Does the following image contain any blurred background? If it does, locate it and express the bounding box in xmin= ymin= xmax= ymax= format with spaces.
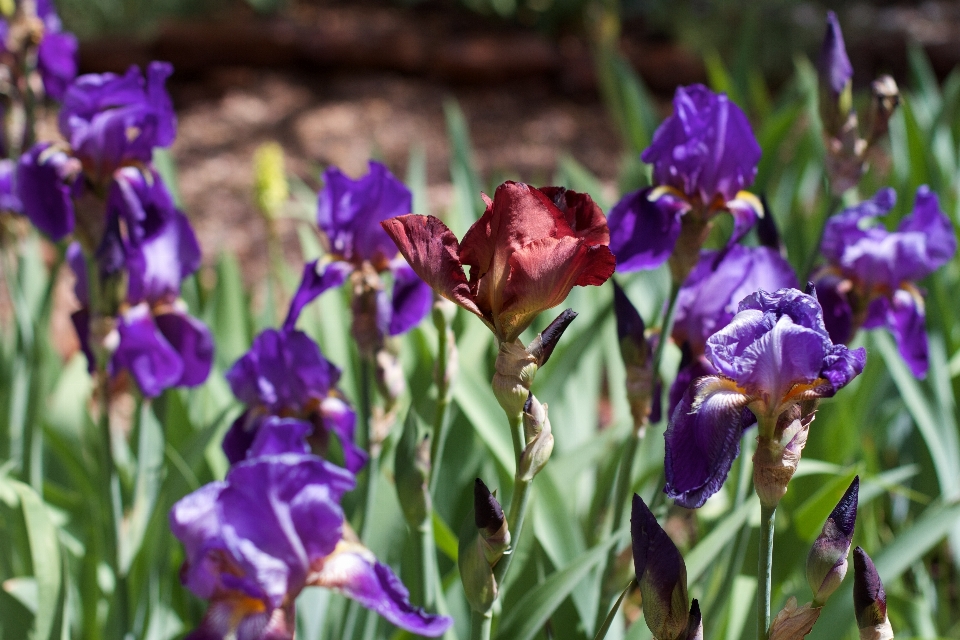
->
xmin=49 ymin=0 xmax=960 ymax=285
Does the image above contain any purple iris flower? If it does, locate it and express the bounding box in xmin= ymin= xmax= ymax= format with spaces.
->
xmin=815 ymin=186 xmax=955 ymax=377
xmin=224 ymin=269 xmax=367 ymax=473
xmin=17 ymin=62 xmax=176 ymax=241
xmin=664 ymin=288 xmax=865 ymax=508
xmin=669 ymin=245 xmax=798 ymax=413
xmin=608 ymin=84 xmax=763 ymax=273
xmin=169 ymin=420 xmax=452 ymax=640
xmin=284 ymin=161 xmax=431 ymax=339
xmin=819 ymin=11 xmax=853 ymax=98
xmin=67 ymin=170 xmax=213 ymax=397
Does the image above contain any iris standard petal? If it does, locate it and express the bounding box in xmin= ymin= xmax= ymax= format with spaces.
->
xmin=312 ymin=542 xmax=453 ymax=637
xmin=664 ymin=376 xmax=752 ymax=508
xmin=607 ymin=187 xmax=685 ymax=272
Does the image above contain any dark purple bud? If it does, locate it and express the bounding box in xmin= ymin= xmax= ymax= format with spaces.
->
xmin=807 ymin=476 xmax=858 ymax=604
xmin=613 ymin=281 xmax=647 ymax=363
xmin=852 ymin=547 xmax=886 ymax=629
xmin=756 ymin=196 xmax=782 ymax=251
xmin=632 ymin=494 xmax=689 ymax=640
xmin=528 ymin=308 xmax=577 ymax=367
xmin=474 ymin=478 xmax=506 ymax=539
xmin=686 ymin=599 xmax=703 ymax=640
xmin=819 ymin=12 xmax=853 ymax=98
xmin=459 ymin=478 xmax=509 ymax=613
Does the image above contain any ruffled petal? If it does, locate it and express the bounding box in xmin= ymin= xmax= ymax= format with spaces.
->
xmin=664 ymin=376 xmax=752 ymax=508
xmin=887 ymin=288 xmax=928 ymax=378
xmin=283 ymin=260 xmax=352 ymax=330
xmin=312 ymin=542 xmax=453 ymax=637
xmin=819 ymin=345 xmax=866 ymax=396
xmin=896 ymin=185 xmax=956 ymax=280
xmin=381 ymin=214 xmax=484 ymax=321
xmin=387 ymin=258 xmax=432 ymax=336
xmin=607 ymin=187 xmax=685 ymax=272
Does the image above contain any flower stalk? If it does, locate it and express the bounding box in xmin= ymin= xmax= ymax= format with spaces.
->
xmin=758 ymin=503 xmax=777 ymax=640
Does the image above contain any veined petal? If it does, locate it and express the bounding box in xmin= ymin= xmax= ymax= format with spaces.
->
xmin=819 ymin=344 xmax=866 ymax=396
xmin=607 ymin=187 xmax=685 ymax=272
xmin=186 ymin=600 xmax=294 ymax=640
xmin=311 ymin=541 xmax=452 ymax=637
xmin=284 ymin=260 xmax=353 ymax=331
xmin=887 ymin=287 xmax=927 ymax=378
xmin=387 ymin=258 xmax=432 ymax=336
xmin=498 ymin=235 xmax=615 ymax=342
xmin=381 ymin=214 xmax=485 ymax=321
xmin=664 ymin=376 xmax=752 ymax=508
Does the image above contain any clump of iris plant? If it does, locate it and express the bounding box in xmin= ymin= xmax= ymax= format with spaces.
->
xmin=814 ymin=186 xmax=956 ymax=378
xmin=665 ymin=287 xmax=865 ymax=509
xmin=223 ymin=268 xmax=367 ymax=474
xmin=19 ymin=62 xmax=213 ymax=397
xmin=607 ymin=84 xmax=763 ymax=282
xmin=169 ymin=419 xmax=452 ymax=640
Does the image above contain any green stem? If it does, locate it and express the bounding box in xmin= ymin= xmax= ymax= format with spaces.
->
xmin=493 ymin=411 xmax=532 ymax=586
xmin=471 ymin=609 xmax=492 ymax=640
xmin=429 ymin=323 xmax=453 ymax=497
xmin=757 ymin=503 xmax=776 ymax=640
xmin=418 ymin=519 xmax=437 ymax=611
xmin=358 ymin=360 xmax=379 ymax=539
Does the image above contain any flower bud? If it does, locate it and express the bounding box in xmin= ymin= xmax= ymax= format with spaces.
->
xmin=613 ymin=281 xmax=657 ymax=434
xmin=527 ymin=308 xmax=577 ymax=368
xmin=458 ymin=479 xmax=509 ymax=613
xmin=492 ymin=340 xmax=538 ymax=417
xmin=807 ymin=476 xmax=858 ymax=605
xmin=518 ymin=394 xmax=554 ymax=481
xmin=685 ymin=600 xmax=703 ymax=640
xmin=818 ymin=11 xmax=854 ymax=136
xmin=768 ymin=596 xmax=822 ymax=640
xmin=753 ymin=402 xmax=814 ymax=508
xmin=631 ymin=494 xmax=689 ymax=640
xmin=395 ymin=411 xmax=431 ymax=528
xmin=853 ymin=547 xmax=892 ymax=640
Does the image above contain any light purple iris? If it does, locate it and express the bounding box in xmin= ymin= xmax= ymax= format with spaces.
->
xmin=169 ymin=420 xmax=452 ymax=640
xmin=608 ymin=84 xmax=763 ymax=272
xmin=67 ymin=170 xmax=213 ymax=397
xmin=0 ymin=0 xmax=78 ymax=100
xmin=819 ymin=11 xmax=853 ymax=98
xmin=284 ymin=161 xmax=431 ymax=338
xmin=815 ymin=186 xmax=955 ymax=377
xmin=17 ymin=62 xmax=176 ymax=241
xmin=664 ymin=288 xmax=865 ymax=508
xmin=669 ymin=245 xmax=798 ymax=413
xmin=224 ymin=268 xmax=367 ymax=473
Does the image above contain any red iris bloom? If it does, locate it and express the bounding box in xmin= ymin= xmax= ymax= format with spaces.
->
xmin=381 ymin=182 xmax=616 ymax=343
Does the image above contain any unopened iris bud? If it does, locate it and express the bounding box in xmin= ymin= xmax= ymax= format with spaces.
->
xmin=518 ymin=393 xmax=554 ymax=481
xmin=395 ymin=412 xmax=431 ymax=528
xmin=613 ymin=282 xmax=656 ymax=434
xmin=632 ymin=494 xmax=689 ymax=640
xmin=527 ymin=308 xmax=577 ymax=368
xmin=818 ymin=11 xmax=854 ymax=136
xmin=458 ymin=479 xmax=510 ymax=612
xmin=807 ymin=476 xmax=858 ymax=605
xmin=492 ymin=341 xmax=538 ymax=416
xmin=853 ymin=547 xmax=892 ymax=640
xmin=754 ymin=401 xmax=815 ymax=508
xmin=685 ymin=600 xmax=703 ymax=640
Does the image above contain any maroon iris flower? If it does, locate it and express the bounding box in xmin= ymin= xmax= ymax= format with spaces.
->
xmin=382 ymin=182 xmax=616 ymax=344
